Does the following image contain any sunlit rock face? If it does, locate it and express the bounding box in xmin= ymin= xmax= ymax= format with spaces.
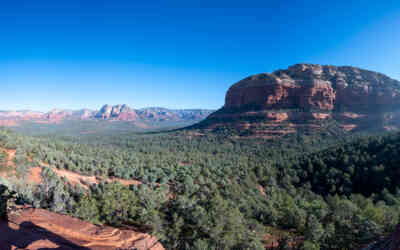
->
xmin=196 ymin=64 xmax=400 ymax=136
xmin=225 ymin=64 xmax=400 ymax=112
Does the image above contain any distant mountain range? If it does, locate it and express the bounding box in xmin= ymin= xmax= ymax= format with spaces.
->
xmin=0 ymin=105 xmax=215 ymax=127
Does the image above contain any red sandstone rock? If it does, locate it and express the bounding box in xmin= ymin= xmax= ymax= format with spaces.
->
xmin=199 ymin=64 xmax=400 ymax=136
xmin=0 ymin=208 xmax=164 ymax=250
xmin=225 ymin=64 xmax=400 ymax=112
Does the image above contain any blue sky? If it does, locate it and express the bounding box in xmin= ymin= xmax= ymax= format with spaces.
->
xmin=0 ymin=1 xmax=399 ymax=111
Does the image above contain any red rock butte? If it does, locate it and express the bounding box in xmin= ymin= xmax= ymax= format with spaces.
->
xmin=195 ymin=64 xmax=400 ymax=136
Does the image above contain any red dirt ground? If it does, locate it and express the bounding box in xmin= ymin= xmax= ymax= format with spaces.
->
xmin=0 ymin=148 xmax=143 ymax=188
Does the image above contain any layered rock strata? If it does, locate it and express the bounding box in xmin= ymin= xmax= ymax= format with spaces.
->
xmin=196 ymin=64 xmax=400 ymax=136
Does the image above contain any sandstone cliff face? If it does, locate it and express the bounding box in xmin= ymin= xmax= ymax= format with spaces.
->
xmin=225 ymin=64 xmax=400 ymax=112
xmin=198 ymin=64 xmax=400 ymax=136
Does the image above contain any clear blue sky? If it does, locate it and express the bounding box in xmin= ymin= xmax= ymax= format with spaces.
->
xmin=0 ymin=0 xmax=399 ymax=111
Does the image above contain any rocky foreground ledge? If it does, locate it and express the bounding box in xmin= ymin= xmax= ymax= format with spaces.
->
xmin=0 ymin=207 xmax=164 ymax=250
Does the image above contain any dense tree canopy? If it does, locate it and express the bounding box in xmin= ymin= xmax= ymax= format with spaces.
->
xmin=0 ymin=126 xmax=399 ymax=249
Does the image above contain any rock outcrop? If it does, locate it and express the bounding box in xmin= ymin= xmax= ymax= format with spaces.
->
xmin=195 ymin=64 xmax=400 ymax=136
xmin=225 ymin=64 xmax=400 ymax=112
xmin=95 ymin=104 xmax=138 ymax=120
xmin=0 ymin=207 xmax=164 ymax=250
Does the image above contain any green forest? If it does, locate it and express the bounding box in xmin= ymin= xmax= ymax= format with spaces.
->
xmin=0 ymin=126 xmax=399 ymax=250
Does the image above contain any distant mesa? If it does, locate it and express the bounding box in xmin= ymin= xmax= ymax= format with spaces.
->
xmin=193 ymin=63 xmax=400 ymax=136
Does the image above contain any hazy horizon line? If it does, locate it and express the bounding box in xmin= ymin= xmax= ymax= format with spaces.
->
xmin=0 ymin=104 xmax=219 ymax=113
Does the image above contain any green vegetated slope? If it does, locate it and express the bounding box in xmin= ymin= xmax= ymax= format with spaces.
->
xmin=293 ymin=134 xmax=400 ymax=196
xmin=0 ymin=126 xmax=399 ymax=249
xmin=12 ymin=119 xmax=201 ymax=138
xmin=0 ymin=150 xmax=6 ymax=170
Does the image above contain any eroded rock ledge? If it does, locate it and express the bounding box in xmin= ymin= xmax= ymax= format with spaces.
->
xmin=0 ymin=207 xmax=164 ymax=250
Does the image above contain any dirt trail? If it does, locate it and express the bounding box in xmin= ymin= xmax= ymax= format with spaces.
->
xmin=0 ymin=208 xmax=164 ymax=250
xmin=41 ymin=161 xmax=143 ymax=188
xmin=0 ymin=148 xmax=16 ymax=167
xmin=0 ymin=148 xmax=16 ymax=179
xmin=29 ymin=166 xmax=43 ymax=184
